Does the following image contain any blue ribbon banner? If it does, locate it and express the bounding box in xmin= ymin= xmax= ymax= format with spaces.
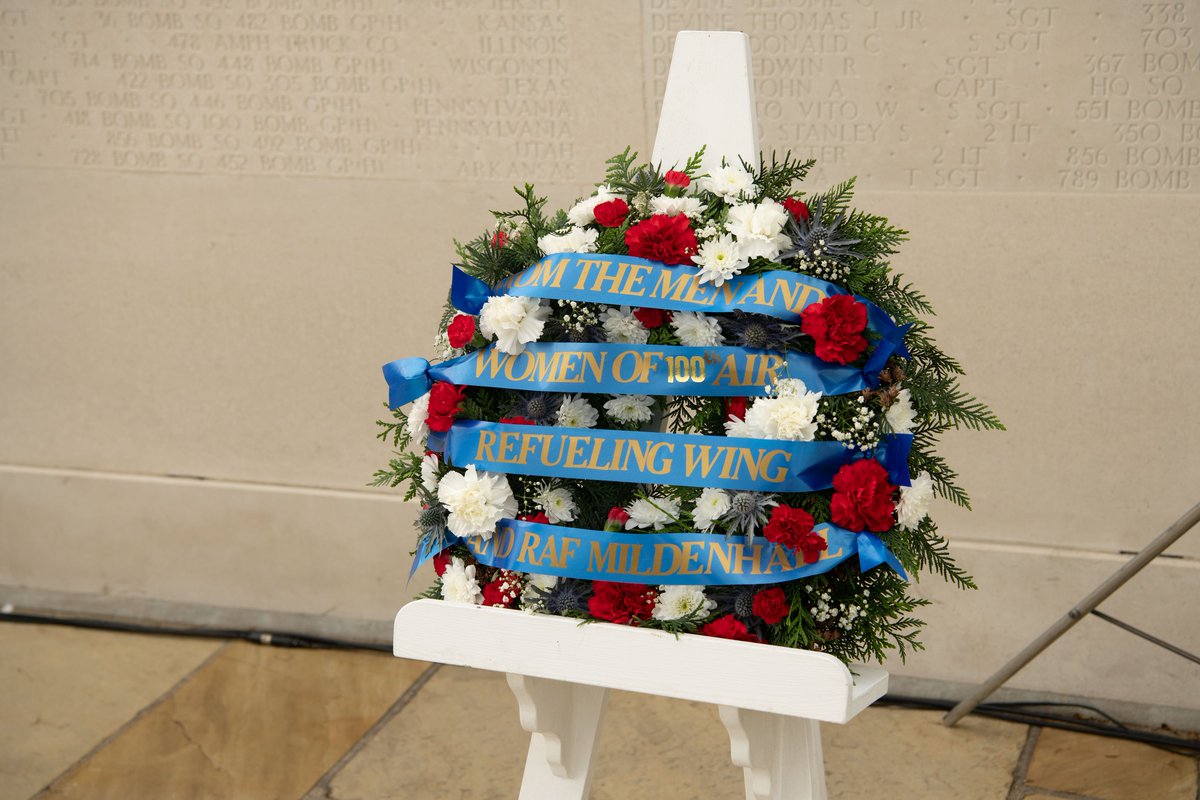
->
xmin=450 ymin=253 xmax=910 ymax=382
xmin=413 ymin=518 xmax=907 ymax=585
xmin=435 ymin=419 xmax=911 ymax=493
xmin=383 ymin=342 xmax=878 ymax=409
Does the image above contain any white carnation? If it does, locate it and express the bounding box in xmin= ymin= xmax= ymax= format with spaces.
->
xmin=420 ymin=453 xmax=440 ymax=495
xmin=535 ymin=485 xmax=577 ymax=524
xmin=567 ymin=186 xmax=617 ymax=226
xmin=437 ymin=465 xmax=518 ymax=539
xmin=897 ymin=472 xmax=934 ymax=531
xmin=600 ymin=305 xmax=649 ymax=344
xmin=652 ymin=585 xmax=716 ymax=621
xmin=538 ymin=225 xmax=599 ymax=254
xmin=650 ymin=195 xmax=704 ymax=218
xmin=625 ymin=495 xmax=681 ymax=531
xmin=670 ymin=310 xmax=725 ymax=347
xmin=556 ymin=394 xmax=599 ymax=428
xmin=479 ymin=295 xmax=551 ymax=356
xmin=692 ymin=487 xmax=731 ymax=532
xmin=742 ymin=379 xmax=823 ymax=441
xmin=440 ymin=556 xmax=482 ymax=605
xmin=726 ymin=198 xmax=792 ymax=261
xmin=406 ymin=393 xmax=430 ymax=446
xmin=701 ymin=164 xmax=756 ymax=201
xmin=692 ymin=234 xmax=748 ymax=286
xmin=604 ymin=394 xmax=654 ymax=424
xmin=886 ymin=388 xmax=917 ymax=434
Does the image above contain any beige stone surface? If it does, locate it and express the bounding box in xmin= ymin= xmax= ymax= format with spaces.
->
xmin=885 ymin=540 xmax=1200 ymax=711
xmin=0 ymin=465 xmax=435 ymax=619
xmin=320 ymin=665 xmax=1026 ymax=799
xmin=1025 ymin=727 xmax=1199 ymax=800
xmin=0 ymin=623 xmax=220 ymax=800
xmin=35 ymin=642 xmax=429 ymax=800
xmin=2 ymin=0 xmax=1199 ymax=712
xmin=823 ymin=707 xmax=1026 ymax=800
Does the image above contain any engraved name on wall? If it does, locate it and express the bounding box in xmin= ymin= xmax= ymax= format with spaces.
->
xmin=645 ymin=0 xmax=1200 ymax=192
xmin=1 ymin=0 xmax=1197 ymax=191
xmin=0 ymin=0 xmax=578 ymax=181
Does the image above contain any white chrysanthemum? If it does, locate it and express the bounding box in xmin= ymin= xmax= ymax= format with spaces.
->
xmin=440 ymin=557 xmax=483 ymax=605
xmin=567 ymin=186 xmax=617 ymax=226
xmin=625 ymin=495 xmax=681 ymax=530
xmin=650 ymin=195 xmax=704 ymax=218
xmin=670 ymin=310 xmax=725 ymax=347
xmin=896 ymin=472 xmax=934 ymax=531
xmin=538 ymin=226 xmax=599 ymax=255
xmin=692 ymin=234 xmax=748 ymax=286
xmin=520 ymin=573 xmax=559 ymax=610
xmin=406 ymin=392 xmax=430 ymax=446
xmin=604 ymin=394 xmax=654 ymax=424
xmin=437 ymin=466 xmax=518 ymax=539
xmin=420 ymin=453 xmax=440 ymax=495
xmin=556 ymin=394 xmax=599 ymax=428
xmin=741 ymin=379 xmax=823 ymax=441
xmin=701 ymin=164 xmax=756 ymax=201
xmin=726 ymin=199 xmax=792 ymax=261
xmin=723 ymin=416 xmax=757 ymax=438
xmin=886 ymin=388 xmax=917 ymax=434
xmin=692 ymin=487 xmax=731 ymax=532
xmin=600 ymin=305 xmax=649 ymax=344
xmin=652 ymin=585 xmax=716 ymax=621
xmin=479 ymin=295 xmax=551 ymax=356
xmin=535 ymin=485 xmax=577 ymax=524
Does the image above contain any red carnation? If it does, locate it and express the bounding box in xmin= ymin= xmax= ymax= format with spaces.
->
xmin=588 ymin=581 xmax=656 ymax=625
xmin=491 ymin=229 xmax=508 ymax=248
xmin=752 ymin=587 xmax=790 ymax=625
xmin=801 ymin=294 xmax=869 ymax=365
xmin=724 ymin=396 xmax=748 ymax=422
xmin=783 ymin=196 xmax=811 ymax=222
xmin=831 ymin=459 xmax=896 ymax=533
xmin=482 ymin=570 xmax=523 ymax=608
xmin=426 ymin=382 xmax=466 ymax=432
xmin=518 ymin=511 xmax=550 ymax=524
xmin=499 ymin=415 xmax=535 ymax=425
xmin=446 ymin=314 xmax=476 ymax=349
xmin=633 ymin=306 xmax=671 ymax=328
xmin=604 ymin=506 xmax=630 ymax=532
xmin=699 ymin=614 xmax=763 ymax=643
xmin=664 ymin=170 xmax=691 ymax=189
xmin=624 ymin=213 xmax=698 ymax=266
xmin=763 ymin=505 xmax=822 ymax=564
xmin=432 ymin=552 xmax=452 ymax=577
xmin=593 ymin=197 xmax=629 ymax=228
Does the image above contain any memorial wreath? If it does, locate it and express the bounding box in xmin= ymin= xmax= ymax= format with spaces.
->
xmin=376 ymin=149 xmax=1002 ymax=665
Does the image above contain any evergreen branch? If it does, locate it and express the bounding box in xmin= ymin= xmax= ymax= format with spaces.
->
xmin=752 ymin=151 xmax=816 ymax=198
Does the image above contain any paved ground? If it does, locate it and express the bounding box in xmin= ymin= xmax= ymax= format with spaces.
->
xmin=0 ymin=622 xmax=1195 ymax=799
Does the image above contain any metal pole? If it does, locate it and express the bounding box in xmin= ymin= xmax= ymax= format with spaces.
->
xmin=943 ymin=499 xmax=1200 ymax=727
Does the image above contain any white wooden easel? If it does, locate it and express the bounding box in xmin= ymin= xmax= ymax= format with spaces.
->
xmin=392 ymin=33 xmax=889 ymax=800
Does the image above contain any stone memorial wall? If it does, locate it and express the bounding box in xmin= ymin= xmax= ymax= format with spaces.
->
xmin=2 ymin=0 xmax=1198 ymax=715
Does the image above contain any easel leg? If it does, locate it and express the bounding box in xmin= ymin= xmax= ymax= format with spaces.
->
xmin=506 ymin=673 xmax=608 ymax=800
xmin=719 ymin=705 xmax=827 ymax=800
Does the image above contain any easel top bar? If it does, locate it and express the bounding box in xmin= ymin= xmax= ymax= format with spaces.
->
xmin=394 ymin=600 xmax=887 ymax=723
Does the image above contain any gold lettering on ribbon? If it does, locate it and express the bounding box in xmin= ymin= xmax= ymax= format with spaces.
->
xmin=589 ymin=541 xmax=619 ymax=573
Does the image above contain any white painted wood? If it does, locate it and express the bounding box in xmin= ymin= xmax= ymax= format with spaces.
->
xmin=393 ymin=601 xmax=887 ymax=724
xmin=651 ymin=31 xmax=760 ymax=174
xmin=507 ymin=673 xmax=608 ymax=800
xmin=720 ymin=705 xmax=827 ymax=800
